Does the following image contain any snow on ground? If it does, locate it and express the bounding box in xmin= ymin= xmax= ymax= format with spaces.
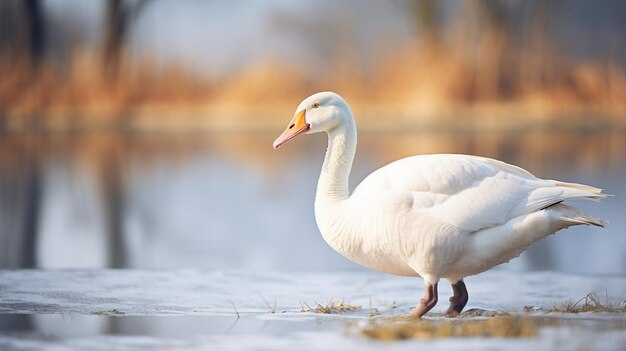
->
xmin=0 ymin=270 xmax=625 ymax=350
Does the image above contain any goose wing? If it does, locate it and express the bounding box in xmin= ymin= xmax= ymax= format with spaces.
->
xmin=353 ymin=154 xmax=605 ymax=233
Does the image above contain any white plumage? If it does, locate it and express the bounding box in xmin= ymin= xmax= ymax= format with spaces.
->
xmin=273 ymin=92 xmax=606 ymax=317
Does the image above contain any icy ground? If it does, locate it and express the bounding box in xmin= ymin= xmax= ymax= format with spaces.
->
xmin=0 ymin=270 xmax=625 ymax=350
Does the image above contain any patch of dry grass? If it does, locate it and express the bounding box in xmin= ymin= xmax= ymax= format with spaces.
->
xmin=361 ymin=292 xmax=626 ymax=341
xmin=92 ymin=308 xmax=124 ymax=316
xmin=362 ymin=316 xmax=540 ymax=341
xmin=549 ymin=292 xmax=626 ymax=314
xmin=300 ymin=300 xmax=361 ymax=314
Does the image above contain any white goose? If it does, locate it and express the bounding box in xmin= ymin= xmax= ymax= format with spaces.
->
xmin=273 ymin=92 xmax=606 ymax=318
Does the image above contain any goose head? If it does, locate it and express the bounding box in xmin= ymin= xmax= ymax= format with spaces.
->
xmin=273 ymin=92 xmax=352 ymax=149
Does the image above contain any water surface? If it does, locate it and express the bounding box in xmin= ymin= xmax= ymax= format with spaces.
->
xmin=0 ymin=128 xmax=624 ymax=273
xmin=0 ymin=270 xmax=625 ymax=351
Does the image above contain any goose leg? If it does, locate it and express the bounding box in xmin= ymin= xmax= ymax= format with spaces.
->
xmin=411 ymin=282 xmax=438 ymax=318
xmin=446 ymin=280 xmax=468 ymax=316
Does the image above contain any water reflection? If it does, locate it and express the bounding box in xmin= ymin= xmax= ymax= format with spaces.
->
xmin=1 ymin=128 xmax=625 ymax=273
xmin=0 ymin=314 xmax=337 ymax=338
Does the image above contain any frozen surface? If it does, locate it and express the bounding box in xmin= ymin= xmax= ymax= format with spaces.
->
xmin=0 ymin=270 xmax=625 ymax=350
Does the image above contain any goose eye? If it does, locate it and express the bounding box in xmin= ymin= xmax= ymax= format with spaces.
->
xmin=312 ymin=103 xmax=320 ymax=109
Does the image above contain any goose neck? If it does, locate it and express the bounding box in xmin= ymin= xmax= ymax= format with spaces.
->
xmin=315 ymin=122 xmax=357 ymax=204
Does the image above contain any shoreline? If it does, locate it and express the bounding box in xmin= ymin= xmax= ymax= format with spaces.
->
xmin=1 ymin=108 xmax=624 ymax=135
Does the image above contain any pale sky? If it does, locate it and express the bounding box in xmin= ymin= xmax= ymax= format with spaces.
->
xmin=42 ymin=0 xmax=625 ymax=76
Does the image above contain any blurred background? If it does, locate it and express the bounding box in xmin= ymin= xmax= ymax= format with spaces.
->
xmin=0 ymin=0 xmax=625 ymax=274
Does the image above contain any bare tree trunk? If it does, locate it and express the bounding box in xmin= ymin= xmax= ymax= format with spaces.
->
xmin=20 ymin=0 xmax=46 ymax=69
xmin=521 ymin=0 xmax=562 ymax=93
xmin=413 ymin=0 xmax=441 ymax=49
xmin=0 ymin=141 xmax=41 ymax=269
xmin=102 ymin=0 xmax=127 ymax=78
xmin=20 ymin=155 xmax=41 ymax=268
xmin=101 ymin=154 xmax=127 ymax=268
xmin=475 ymin=0 xmax=510 ymax=100
xmin=101 ymin=0 xmax=150 ymax=80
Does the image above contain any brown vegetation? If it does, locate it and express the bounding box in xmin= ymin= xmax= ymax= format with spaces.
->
xmin=0 ymin=52 xmax=210 ymax=123
xmin=360 ymin=292 xmax=626 ymax=341
xmin=300 ymin=300 xmax=361 ymax=314
xmin=361 ymin=316 xmax=539 ymax=340
xmin=549 ymin=292 xmax=626 ymax=313
xmin=0 ymin=1 xmax=624 ymax=131
xmin=1 ymin=46 xmax=624 ymax=132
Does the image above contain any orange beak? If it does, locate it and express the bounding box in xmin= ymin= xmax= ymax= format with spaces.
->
xmin=273 ymin=110 xmax=310 ymax=149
